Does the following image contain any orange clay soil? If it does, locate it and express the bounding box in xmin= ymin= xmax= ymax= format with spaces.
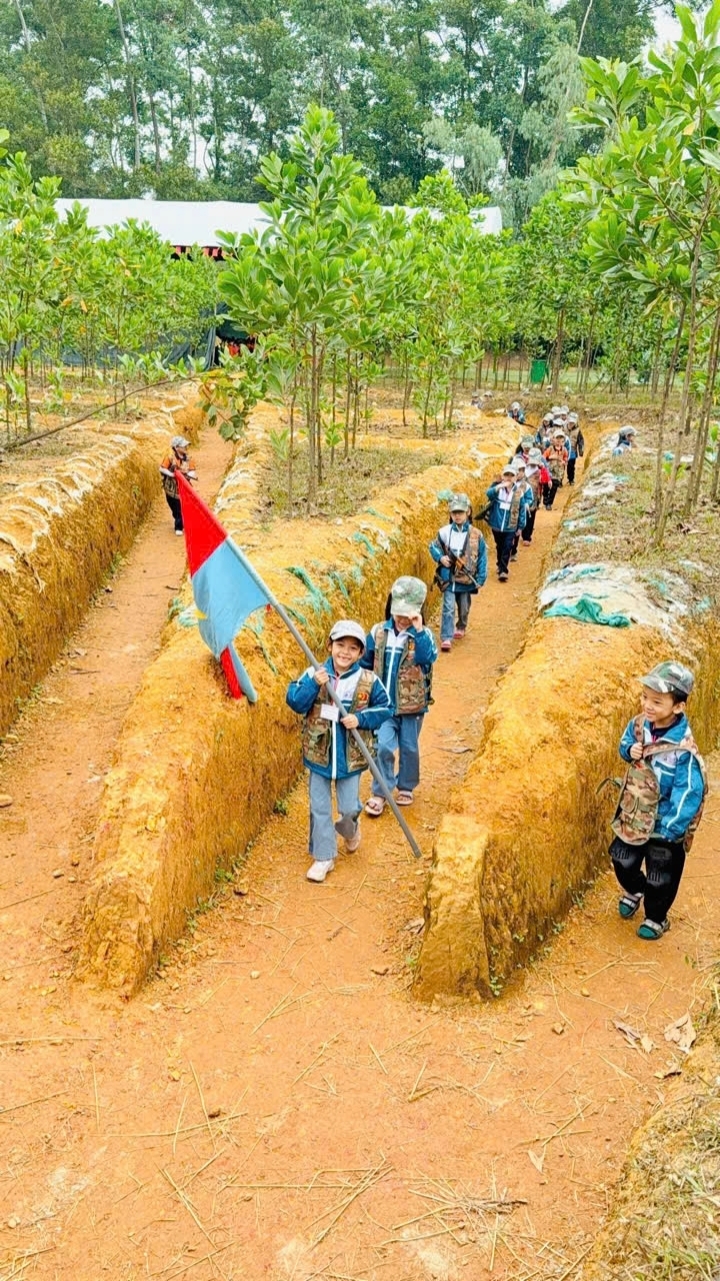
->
xmin=2 ymin=454 xmax=720 ymax=1281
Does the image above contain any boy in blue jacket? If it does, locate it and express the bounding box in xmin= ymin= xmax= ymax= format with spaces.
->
xmin=610 ymin=662 xmax=707 ymax=939
xmin=429 ymin=494 xmax=487 ymax=652
xmin=485 ymin=464 xmax=529 ymax=582
xmin=362 ymin=576 xmax=438 ymax=815
xmin=286 ymin=620 xmax=391 ymax=882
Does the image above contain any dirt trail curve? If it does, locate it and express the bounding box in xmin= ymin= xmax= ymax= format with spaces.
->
xmin=1 ymin=460 xmax=719 ymax=1281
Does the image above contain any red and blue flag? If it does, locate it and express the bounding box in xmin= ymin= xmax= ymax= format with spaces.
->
xmin=176 ymin=472 xmax=268 ymax=702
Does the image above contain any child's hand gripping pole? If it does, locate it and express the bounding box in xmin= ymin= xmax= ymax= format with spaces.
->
xmin=219 ymin=535 xmax=425 ymax=861
xmin=320 ymin=677 xmax=423 ymax=860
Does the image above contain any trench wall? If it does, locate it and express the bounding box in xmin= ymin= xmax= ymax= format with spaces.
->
xmin=416 ymin=432 xmax=720 ymax=1000
xmin=78 ymin=424 xmax=514 ymax=995
xmin=0 ymin=384 xmax=202 ymax=738
xmin=414 ymin=618 xmax=664 ymax=998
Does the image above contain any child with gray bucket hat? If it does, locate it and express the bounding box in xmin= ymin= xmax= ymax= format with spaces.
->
xmin=286 ymin=620 xmax=391 ymax=882
xmin=608 ymin=662 xmax=707 ymax=939
xmin=429 ymin=494 xmax=488 ymax=651
xmin=362 ymin=576 xmax=438 ymax=814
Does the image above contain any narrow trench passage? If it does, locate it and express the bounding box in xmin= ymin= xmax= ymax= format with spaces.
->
xmin=1 ymin=449 xmax=718 ymax=1281
xmin=0 ymin=425 xmax=231 ymax=983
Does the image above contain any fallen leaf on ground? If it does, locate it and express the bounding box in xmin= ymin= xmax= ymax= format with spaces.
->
xmin=0 ymin=794 xmax=13 ymax=808
xmin=551 ymin=1023 xmax=565 ymax=1036
xmin=528 ymin=1149 xmax=545 ymax=1173
xmin=664 ymin=1013 xmax=696 ymax=1053
xmin=403 ymin=918 xmax=425 ymax=934
xmin=371 ymin=965 xmax=390 ymax=976
xmin=614 ymin=1021 xmax=642 ymax=1047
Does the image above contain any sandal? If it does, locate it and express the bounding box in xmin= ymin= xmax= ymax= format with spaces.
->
xmin=365 ymin=796 xmax=385 ymax=817
xmin=396 ymin=791 xmax=413 ymax=806
xmin=637 ymin=918 xmax=670 ymax=940
xmin=618 ymin=893 xmax=642 ymax=919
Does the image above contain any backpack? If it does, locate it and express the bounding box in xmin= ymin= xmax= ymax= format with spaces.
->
xmin=604 ymin=715 xmax=708 ymax=850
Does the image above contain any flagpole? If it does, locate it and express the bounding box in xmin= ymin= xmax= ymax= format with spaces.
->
xmin=228 ymin=537 xmax=424 ymax=861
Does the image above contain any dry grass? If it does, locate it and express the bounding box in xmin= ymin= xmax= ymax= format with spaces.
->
xmin=582 ymin=989 xmax=720 ymax=1280
xmin=260 ymin=444 xmax=444 ymax=520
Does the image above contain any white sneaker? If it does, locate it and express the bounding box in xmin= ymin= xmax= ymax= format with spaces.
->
xmin=307 ymin=859 xmax=335 ymax=883
xmin=175 ymin=529 xmax=184 ymax=537
xmin=345 ymin=824 xmax=361 ymax=854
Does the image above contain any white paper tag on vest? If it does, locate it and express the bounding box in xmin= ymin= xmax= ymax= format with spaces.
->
xmin=320 ymin=703 xmax=340 ymax=722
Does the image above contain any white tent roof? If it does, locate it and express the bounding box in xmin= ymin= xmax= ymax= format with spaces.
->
xmin=55 ymin=197 xmax=502 ymax=245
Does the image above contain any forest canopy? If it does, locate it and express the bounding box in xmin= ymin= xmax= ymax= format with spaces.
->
xmin=1 ymin=0 xmax=656 ymax=226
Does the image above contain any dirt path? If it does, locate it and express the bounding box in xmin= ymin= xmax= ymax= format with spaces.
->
xmin=1 ymin=463 xmax=719 ymax=1281
xmin=0 ymin=426 xmax=231 ymax=986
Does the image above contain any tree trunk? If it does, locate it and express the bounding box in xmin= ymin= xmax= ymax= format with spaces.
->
xmin=343 ymin=352 xmax=352 ymax=458
xmin=13 ymin=0 xmax=49 ymax=129
xmin=655 ymin=188 xmax=710 ymax=545
xmin=114 ymin=0 xmax=141 ymax=169
xmin=685 ymin=307 xmax=720 ymax=515
xmin=551 ymin=308 xmax=566 ymax=397
xmin=651 ymin=306 xmax=685 ymax=521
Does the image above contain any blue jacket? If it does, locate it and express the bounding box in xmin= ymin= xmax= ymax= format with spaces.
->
xmin=286 ymin=658 xmax=391 ymax=780
xmin=429 ymin=522 xmax=488 ymax=593
xmin=362 ymin=620 xmax=438 ymax=714
xmin=619 ymin=713 xmax=706 ymax=843
xmin=485 ymin=482 xmax=529 ymax=533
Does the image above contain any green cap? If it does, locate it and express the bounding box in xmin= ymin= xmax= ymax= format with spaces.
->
xmin=390 ymin=575 xmax=427 ymax=616
xmin=640 ymin=661 xmax=694 ymax=697
xmin=449 ymin=493 xmax=470 ymax=512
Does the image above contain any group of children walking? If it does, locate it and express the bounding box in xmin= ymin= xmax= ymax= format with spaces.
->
xmin=284 ymin=400 xmax=707 ymax=943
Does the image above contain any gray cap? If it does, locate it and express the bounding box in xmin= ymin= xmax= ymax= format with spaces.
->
xmin=568 ymin=412 xmax=579 ymax=423
xmin=528 ymin=448 xmax=543 ymax=463
xmin=511 ymin=401 xmax=521 ymax=410
xmin=502 ymin=462 xmax=518 ymax=475
xmin=640 ymin=662 xmax=694 ymax=697
xmin=171 ymin=435 xmax=189 ymax=449
xmin=390 ymin=575 xmax=427 ymax=616
xmin=449 ymin=493 xmax=471 ymax=511
xmin=521 ymin=434 xmax=533 ymax=447
xmin=329 ymin=620 xmax=366 ymax=650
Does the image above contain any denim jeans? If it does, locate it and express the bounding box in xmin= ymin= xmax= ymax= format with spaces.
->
xmin=371 ymin=714 xmax=423 ymax=796
xmin=308 ymin=771 xmax=361 ymax=862
xmin=440 ymin=588 xmax=472 ymax=640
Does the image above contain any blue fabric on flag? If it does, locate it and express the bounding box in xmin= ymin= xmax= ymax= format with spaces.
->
xmin=224 ymin=643 xmax=259 ymax=704
xmin=192 ymin=538 xmax=269 ymax=657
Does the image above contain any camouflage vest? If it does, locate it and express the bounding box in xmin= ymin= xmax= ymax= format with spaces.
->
xmin=546 ymin=447 xmax=566 ymax=482
xmin=609 ymin=715 xmax=708 ymax=850
xmin=444 ymin=525 xmax=484 ymax=586
xmin=302 ymin=668 xmax=376 ymax=773
xmin=525 ymin=469 xmax=542 ymax=510
xmin=373 ymin=626 xmax=433 ymax=715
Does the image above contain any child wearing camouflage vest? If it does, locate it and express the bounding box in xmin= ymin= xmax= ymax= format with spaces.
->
xmin=286 ymin=620 xmax=391 ymax=882
xmin=609 ymin=661 xmax=707 ymax=939
xmin=362 ymin=576 xmax=438 ymax=815
xmin=429 ymin=494 xmax=488 ymax=651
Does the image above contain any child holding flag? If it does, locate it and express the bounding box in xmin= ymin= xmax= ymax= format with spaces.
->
xmin=287 ymin=621 xmax=391 ymax=882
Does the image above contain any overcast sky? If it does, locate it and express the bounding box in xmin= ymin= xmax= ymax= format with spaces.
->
xmin=652 ymin=5 xmax=682 ymax=47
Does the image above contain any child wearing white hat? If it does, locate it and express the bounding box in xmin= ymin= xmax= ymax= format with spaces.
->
xmin=286 ymin=621 xmax=391 ymax=881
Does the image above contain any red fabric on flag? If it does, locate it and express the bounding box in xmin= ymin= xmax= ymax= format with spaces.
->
xmin=176 ymin=472 xmax=225 ymax=576
xmin=220 ymin=648 xmax=244 ymax=699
